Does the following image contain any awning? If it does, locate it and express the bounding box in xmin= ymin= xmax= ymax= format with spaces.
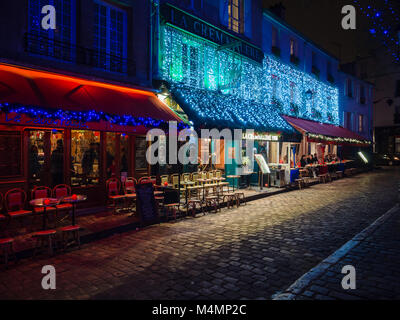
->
xmin=0 ymin=63 xmax=182 ymax=122
xmin=282 ymin=115 xmax=371 ymax=146
xmin=170 ymin=84 xmax=297 ymax=135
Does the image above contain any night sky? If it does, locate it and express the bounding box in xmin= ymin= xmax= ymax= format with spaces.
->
xmin=262 ymin=0 xmax=400 ymax=64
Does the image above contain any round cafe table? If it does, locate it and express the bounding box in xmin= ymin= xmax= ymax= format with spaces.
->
xmin=30 ymin=198 xmax=60 ymax=230
xmin=62 ymin=195 xmax=87 ymax=226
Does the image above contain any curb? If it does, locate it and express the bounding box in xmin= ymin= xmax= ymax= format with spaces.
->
xmin=272 ymin=203 xmax=400 ymax=300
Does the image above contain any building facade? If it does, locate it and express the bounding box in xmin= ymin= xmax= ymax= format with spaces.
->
xmin=0 ymin=0 xmax=182 ymax=206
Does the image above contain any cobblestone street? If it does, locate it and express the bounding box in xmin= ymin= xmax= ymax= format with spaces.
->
xmin=0 ymin=168 xmax=399 ymax=300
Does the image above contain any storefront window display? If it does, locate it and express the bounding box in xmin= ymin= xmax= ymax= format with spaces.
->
xmin=71 ymin=130 xmax=100 ymax=187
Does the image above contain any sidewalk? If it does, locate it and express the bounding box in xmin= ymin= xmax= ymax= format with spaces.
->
xmin=274 ymin=204 xmax=400 ymax=300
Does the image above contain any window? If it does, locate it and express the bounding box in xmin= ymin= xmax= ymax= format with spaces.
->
xmin=346 ymin=78 xmax=353 ymax=97
xmin=290 ymin=39 xmax=297 ymax=56
xmin=359 ymin=85 xmax=366 ymax=104
xmin=272 ymin=26 xmax=279 ymax=47
xmin=358 ymin=114 xmax=364 ymax=133
xmin=312 ymin=52 xmax=317 ymax=67
xmin=395 ymin=137 xmax=400 ymax=153
xmin=93 ymin=0 xmax=127 ymax=73
xmin=71 ymin=130 xmax=100 ymax=187
xmin=28 ymin=0 xmax=75 ymax=60
xmin=0 ymin=132 xmax=21 ymax=177
xmin=345 ymin=112 xmax=352 ymax=130
xmin=228 ymin=0 xmax=244 ymax=34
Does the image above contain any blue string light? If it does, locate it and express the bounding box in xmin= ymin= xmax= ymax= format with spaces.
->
xmin=0 ymin=102 xmax=189 ymax=130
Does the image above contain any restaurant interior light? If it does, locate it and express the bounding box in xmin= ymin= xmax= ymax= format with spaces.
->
xmin=358 ymin=151 xmax=368 ymax=163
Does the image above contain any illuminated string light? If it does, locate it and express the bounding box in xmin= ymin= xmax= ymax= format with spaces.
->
xmin=0 ymin=103 xmax=189 ymax=129
xmin=160 ymin=26 xmax=339 ymax=128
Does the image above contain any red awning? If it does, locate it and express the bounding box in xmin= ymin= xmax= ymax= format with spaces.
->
xmin=0 ymin=63 xmax=181 ymax=122
xmin=282 ymin=115 xmax=371 ymax=146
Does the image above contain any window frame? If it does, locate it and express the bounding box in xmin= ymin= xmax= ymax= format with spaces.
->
xmin=228 ymin=0 xmax=244 ymax=34
xmin=93 ymin=0 xmax=128 ymax=73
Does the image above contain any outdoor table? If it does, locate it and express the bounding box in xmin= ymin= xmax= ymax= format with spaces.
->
xmin=226 ymin=175 xmax=240 ymax=191
xmin=62 ymin=195 xmax=87 ymax=226
xmin=30 ymin=198 xmax=60 ymax=230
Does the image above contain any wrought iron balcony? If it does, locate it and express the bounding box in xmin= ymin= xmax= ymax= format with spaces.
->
xmin=24 ymin=33 xmax=136 ymax=76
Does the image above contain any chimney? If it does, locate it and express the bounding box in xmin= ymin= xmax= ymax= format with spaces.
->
xmin=269 ymin=2 xmax=286 ymax=20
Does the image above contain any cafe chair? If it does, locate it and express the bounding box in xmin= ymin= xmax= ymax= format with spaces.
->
xmin=138 ymin=176 xmax=150 ymax=184
xmin=181 ymin=173 xmax=191 ymax=182
xmin=4 ymin=189 xmax=33 ymax=226
xmin=0 ymin=237 xmax=16 ymax=268
xmin=123 ymin=177 xmax=137 ymax=212
xmin=31 ymin=186 xmax=57 ymax=227
xmin=106 ymin=178 xmax=125 ymax=214
xmin=0 ymin=192 xmax=6 ymax=227
xmin=160 ymin=175 xmax=169 ymax=185
xmin=171 ymin=174 xmax=179 ymax=189
xmin=32 ymin=229 xmax=57 ymax=257
xmin=52 ymin=184 xmax=73 ymax=222
xmin=60 ymin=225 xmax=81 ymax=251
xmin=187 ymin=199 xmax=205 ymax=217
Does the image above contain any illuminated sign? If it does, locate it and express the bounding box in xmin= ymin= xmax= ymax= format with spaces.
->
xmin=161 ymin=3 xmax=264 ymax=63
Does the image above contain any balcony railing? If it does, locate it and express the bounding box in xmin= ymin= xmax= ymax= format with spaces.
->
xmin=24 ymin=33 xmax=136 ymax=76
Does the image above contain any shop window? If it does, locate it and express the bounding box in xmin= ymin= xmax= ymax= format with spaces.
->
xmin=28 ymin=129 xmax=64 ymax=188
xmin=106 ymin=132 xmax=117 ymax=179
xmin=93 ymin=0 xmax=127 ymax=73
xmin=0 ymin=131 xmax=21 ymax=177
xmin=228 ymin=0 xmax=244 ymax=34
xmin=71 ymin=130 xmax=100 ymax=187
xmin=135 ymin=136 xmax=148 ymax=171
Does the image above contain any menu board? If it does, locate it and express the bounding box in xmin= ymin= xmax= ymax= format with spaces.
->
xmin=135 ymin=137 xmax=148 ymax=170
xmin=254 ymin=154 xmax=270 ymax=174
xmin=135 ymin=182 xmax=159 ymax=226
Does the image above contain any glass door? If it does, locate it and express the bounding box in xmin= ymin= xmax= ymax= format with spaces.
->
xmin=27 ymin=129 xmax=64 ymax=189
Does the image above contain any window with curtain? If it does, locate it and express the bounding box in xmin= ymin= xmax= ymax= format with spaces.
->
xmin=28 ymin=0 xmax=75 ymax=60
xmin=93 ymin=0 xmax=127 ymax=73
xmin=228 ymin=0 xmax=244 ymax=34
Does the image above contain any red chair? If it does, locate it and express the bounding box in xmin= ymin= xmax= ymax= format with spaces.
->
xmin=123 ymin=177 xmax=136 ymax=194
xmin=31 ymin=186 xmax=56 ymax=214
xmin=138 ymin=176 xmax=150 ymax=184
xmin=52 ymin=184 xmax=73 ymax=212
xmin=106 ymin=178 xmax=125 ymax=214
xmin=4 ymin=188 xmax=32 ymax=219
xmin=0 ymin=237 xmax=16 ymax=268
xmin=0 ymin=192 xmax=5 ymax=222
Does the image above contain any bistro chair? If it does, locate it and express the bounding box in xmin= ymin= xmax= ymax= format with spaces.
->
xmin=4 ymin=189 xmax=33 ymax=226
xmin=181 ymin=173 xmax=191 ymax=182
xmin=32 ymin=229 xmax=57 ymax=257
xmin=160 ymin=175 xmax=169 ymax=185
xmin=138 ymin=176 xmax=150 ymax=184
xmin=123 ymin=177 xmax=137 ymax=211
xmin=31 ymin=186 xmax=58 ymax=227
xmin=52 ymin=184 xmax=73 ymax=222
xmin=0 ymin=237 xmax=16 ymax=268
xmin=0 ymin=192 xmax=6 ymax=227
xmin=60 ymin=225 xmax=81 ymax=251
xmin=106 ymin=178 xmax=125 ymax=214
xmin=171 ymin=174 xmax=179 ymax=189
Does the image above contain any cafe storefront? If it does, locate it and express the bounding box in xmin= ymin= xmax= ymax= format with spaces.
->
xmin=0 ymin=63 xmax=184 ymax=207
xmin=157 ymin=4 xmax=298 ymax=189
